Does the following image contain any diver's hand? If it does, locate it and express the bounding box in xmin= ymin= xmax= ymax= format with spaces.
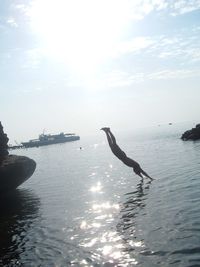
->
xmin=134 ymin=165 xmax=153 ymax=180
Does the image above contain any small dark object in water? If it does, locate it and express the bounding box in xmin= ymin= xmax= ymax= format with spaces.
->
xmin=181 ymin=124 xmax=200 ymax=141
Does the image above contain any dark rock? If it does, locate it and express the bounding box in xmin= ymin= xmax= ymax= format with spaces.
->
xmin=0 ymin=123 xmax=36 ymax=194
xmin=0 ymin=122 xmax=9 ymax=158
xmin=0 ymin=155 xmax=36 ymax=194
xmin=181 ymin=124 xmax=200 ymax=141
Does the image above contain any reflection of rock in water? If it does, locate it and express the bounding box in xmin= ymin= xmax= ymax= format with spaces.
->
xmin=117 ymin=180 xmax=152 ymax=254
xmin=0 ymin=189 xmax=40 ymax=266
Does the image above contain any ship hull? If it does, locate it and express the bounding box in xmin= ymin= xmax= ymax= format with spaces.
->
xmin=22 ymin=135 xmax=80 ymax=148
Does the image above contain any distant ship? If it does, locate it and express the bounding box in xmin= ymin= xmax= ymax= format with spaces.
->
xmin=21 ymin=132 xmax=80 ymax=148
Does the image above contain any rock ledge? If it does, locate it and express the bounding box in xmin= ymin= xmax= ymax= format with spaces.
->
xmin=0 ymin=155 xmax=36 ymax=194
xmin=181 ymin=124 xmax=200 ymax=141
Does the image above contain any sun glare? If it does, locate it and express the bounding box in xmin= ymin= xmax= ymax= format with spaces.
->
xmin=29 ymin=0 xmax=130 ymax=73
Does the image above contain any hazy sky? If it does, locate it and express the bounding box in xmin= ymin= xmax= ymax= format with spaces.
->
xmin=1 ymin=0 xmax=200 ymax=143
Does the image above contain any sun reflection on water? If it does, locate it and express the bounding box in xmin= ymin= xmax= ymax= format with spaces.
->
xmin=129 ymin=240 xmax=144 ymax=248
xmin=70 ymin=180 xmax=151 ymax=266
xmin=88 ymin=172 xmax=96 ymax=177
xmin=89 ymin=182 xmax=103 ymax=192
xmin=80 ymin=220 xmax=88 ymax=230
xmin=92 ymin=202 xmax=120 ymax=212
xmin=75 ymin=198 xmax=139 ymax=266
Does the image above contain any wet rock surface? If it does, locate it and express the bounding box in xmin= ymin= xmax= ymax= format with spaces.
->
xmin=0 ymin=122 xmax=9 ymax=159
xmin=0 ymin=155 xmax=36 ymax=194
xmin=0 ymin=122 xmax=36 ymax=194
xmin=181 ymin=124 xmax=200 ymax=141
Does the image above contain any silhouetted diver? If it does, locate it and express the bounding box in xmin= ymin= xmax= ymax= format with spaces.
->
xmin=101 ymin=127 xmax=152 ymax=179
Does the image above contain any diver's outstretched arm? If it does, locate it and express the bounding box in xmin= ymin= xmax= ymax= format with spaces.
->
xmin=134 ymin=165 xmax=153 ymax=180
xmin=141 ymin=169 xmax=153 ymax=180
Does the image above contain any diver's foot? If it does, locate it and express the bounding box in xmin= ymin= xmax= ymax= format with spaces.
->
xmin=101 ymin=127 xmax=110 ymax=132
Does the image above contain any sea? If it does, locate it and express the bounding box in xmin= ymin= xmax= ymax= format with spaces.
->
xmin=0 ymin=122 xmax=200 ymax=267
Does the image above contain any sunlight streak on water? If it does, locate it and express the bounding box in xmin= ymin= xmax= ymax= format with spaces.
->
xmin=88 ymin=172 xmax=96 ymax=177
xmin=75 ymin=195 xmax=139 ymax=266
xmin=89 ymin=182 xmax=103 ymax=192
xmin=92 ymin=202 xmax=120 ymax=212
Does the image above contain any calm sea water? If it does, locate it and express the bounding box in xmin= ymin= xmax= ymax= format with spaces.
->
xmin=1 ymin=123 xmax=200 ymax=267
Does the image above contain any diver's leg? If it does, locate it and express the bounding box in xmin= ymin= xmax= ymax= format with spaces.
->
xmin=101 ymin=127 xmax=110 ymax=131
xmin=101 ymin=128 xmax=127 ymax=160
xmin=104 ymin=130 xmax=114 ymax=148
xmin=107 ymin=129 xmax=116 ymax=144
xmin=107 ymin=130 xmax=128 ymax=160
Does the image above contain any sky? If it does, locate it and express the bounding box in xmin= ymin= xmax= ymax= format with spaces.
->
xmin=0 ymin=0 xmax=200 ymax=144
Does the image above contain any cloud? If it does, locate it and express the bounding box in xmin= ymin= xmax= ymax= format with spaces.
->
xmin=20 ymin=87 xmax=43 ymax=94
xmin=65 ymin=70 xmax=145 ymax=89
xmin=114 ymin=37 xmax=155 ymax=57
xmin=115 ymin=26 xmax=200 ymax=64
xmin=170 ymin=0 xmax=200 ymax=16
xmin=156 ymin=31 xmax=200 ymax=63
xmin=12 ymin=0 xmax=200 ymax=30
xmin=129 ymin=0 xmax=200 ymax=20
xmin=103 ymin=68 xmax=200 ymax=87
xmin=22 ymin=48 xmax=44 ymax=69
xmin=13 ymin=3 xmax=29 ymax=15
xmin=103 ymin=69 xmax=200 ymax=88
xmin=66 ymin=66 xmax=200 ymax=89
xmin=102 ymin=71 xmax=145 ymax=87
xmin=104 ymin=68 xmax=200 ymax=87
xmin=147 ymin=69 xmax=200 ymax=80
xmin=0 ymin=52 xmax=12 ymax=60
xmin=6 ymin=17 xmax=18 ymax=27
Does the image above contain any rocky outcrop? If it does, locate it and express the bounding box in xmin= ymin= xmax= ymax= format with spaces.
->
xmin=181 ymin=124 xmax=200 ymax=141
xmin=0 ymin=122 xmax=36 ymax=194
xmin=0 ymin=122 xmax=9 ymax=160
xmin=0 ymin=155 xmax=36 ymax=194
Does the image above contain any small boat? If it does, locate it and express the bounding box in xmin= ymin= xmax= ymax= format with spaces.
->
xmin=22 ymin=132 xmax=80 ymax=148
